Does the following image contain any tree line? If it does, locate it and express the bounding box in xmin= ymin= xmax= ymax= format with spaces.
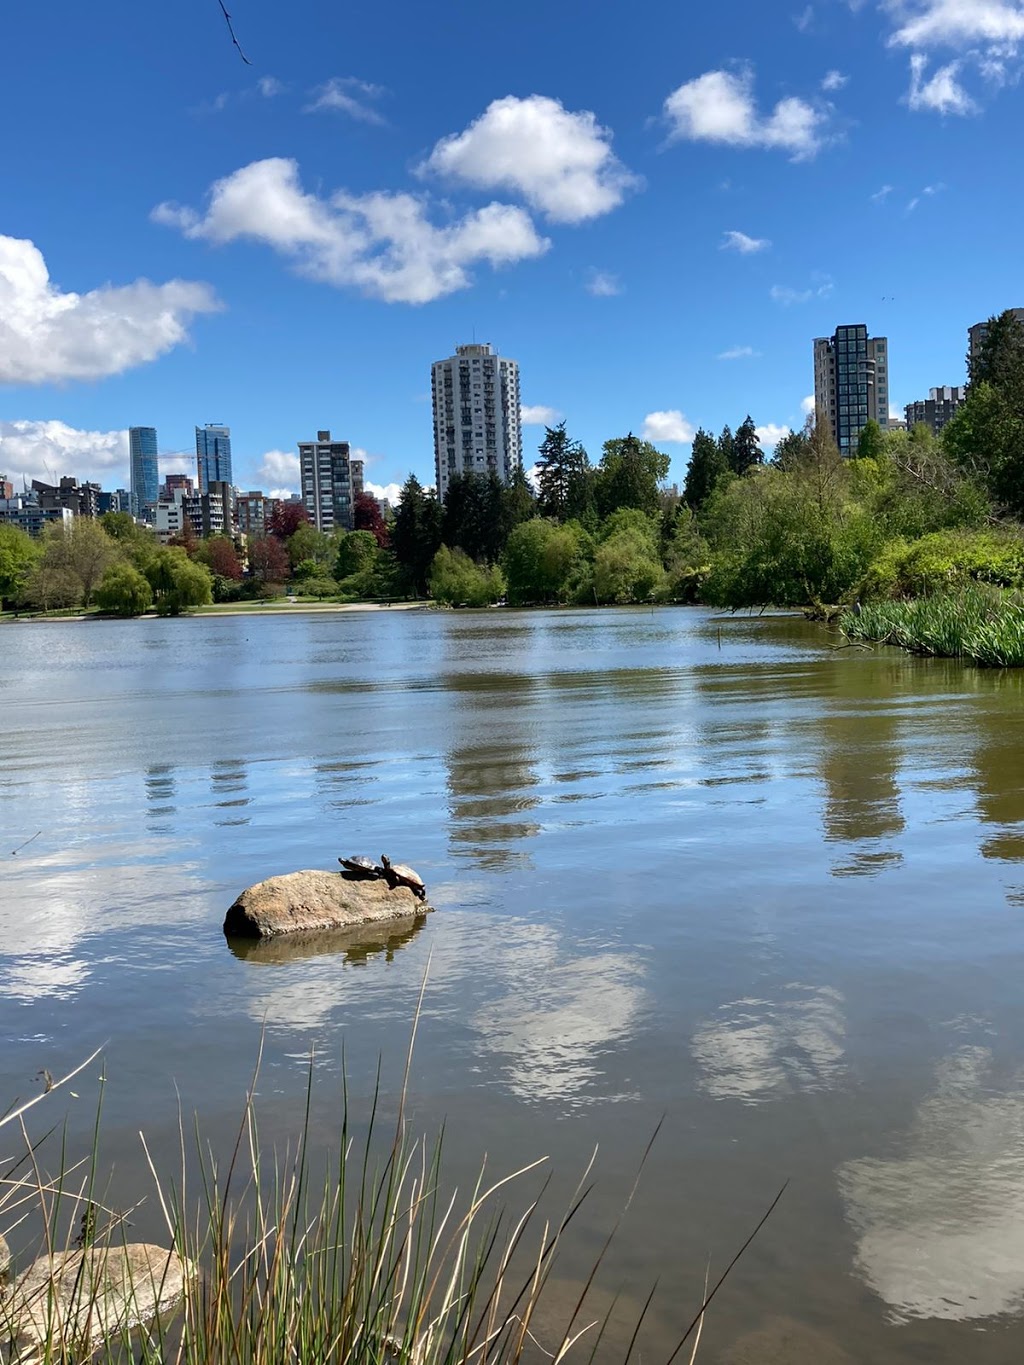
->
xmin=3 ymin=311 xmax=1023 ymax=617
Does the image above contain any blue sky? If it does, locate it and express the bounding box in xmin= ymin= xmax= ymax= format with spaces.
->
xmin=1 ymin=0 xmax=1021 ymax=500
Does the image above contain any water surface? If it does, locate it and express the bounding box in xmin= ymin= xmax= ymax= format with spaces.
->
xmin=2 ymin=607 xmax=1024 ymax=1362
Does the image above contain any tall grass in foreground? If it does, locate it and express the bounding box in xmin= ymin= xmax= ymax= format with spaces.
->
xmin=2 ymin=1033 xmax=782 ymax=1365
xmin=839 ymin=585 xmax=1024 ymax=666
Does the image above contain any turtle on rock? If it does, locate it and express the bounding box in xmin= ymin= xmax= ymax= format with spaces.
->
xmin=338 ymin=855 xmax=382 ymax=879
xmin=380 ymin=854 xmax=427 ymax=900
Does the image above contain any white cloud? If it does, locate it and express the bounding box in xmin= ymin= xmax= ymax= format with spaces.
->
xmin=0 ymin=235 xmax=219 ymax=385
xmin=641 ymin=410 xmax=695 ymax=444
xmin=305 ymin=76 xmax=387 ymax=124
xmin=258 ymin=76 xmax=285 ymax=97
xmin=907 ymin=52 xmax=978 ymax=112
xmin=801 ymin=394 xmax=817 ymax=415
xmin=871 ymin=183 xmax=895 ymax=202
xmin=886 ymin=0 xmax=1024 ymax=52
xmin=153 ymin=157 xmax=549 ymax=305
xmin=520 ymin=404 xmax=563 ymax=425
xmin=770 ymin=274 xmax=834 ymax=305
xmin=720 ymin=229 xmax=771 ymax=253
xmin=160 ymin=452 xmax=194 ymax=476
xmin=0 ymin=420 xmax=128 ymax=486
xmin=822 ymin=69 xmax=850 ymax=90
xmin=755 ymin=422 xmax=792 ymax=447
xmin=718 ymin=345 xmax=761 ymax=360
xmin=421 ymin=94 xmax=639 ymax=224
xmin=254 ymin=449 xmax=300 ymax=491
xmin=364 ymin=480 xmax=402 ymax=504
xmin=585 ymin=268 xmax=622 ymax=296
xmin=663 ymin=67 xmax=827 ymax=160
xmin=794 ymin=4 xmax=815 ymax=30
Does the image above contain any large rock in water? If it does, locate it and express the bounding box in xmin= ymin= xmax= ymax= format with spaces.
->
xmin=0 ymin=1243 xmax=192 ymax=1363
xmin=224 ymin=869 xmax=431 ymax=940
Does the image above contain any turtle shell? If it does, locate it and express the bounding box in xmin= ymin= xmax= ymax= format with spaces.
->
xmin=388 ymin=863 xmax=425 ymax=891
xmin=339 ymin=856 xmax=380 ymax=874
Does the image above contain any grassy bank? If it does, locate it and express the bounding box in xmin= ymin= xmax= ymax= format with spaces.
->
xmin=839 ymin=585 xmax=1024 ymax=666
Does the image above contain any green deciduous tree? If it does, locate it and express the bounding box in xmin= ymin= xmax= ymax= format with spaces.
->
xmin=593 ymin=524 xmax=666 ymax=604
xmin=594 ymin=434 xmax=671 ymax=518
xmin=145 ymin=548 xmax=213 ymax=615
xmin=34 ymin=518 xmax=116 ymax=608
xmin=286 ymin=524 xmax=334 ymax=571
xmin=772 ymin=427 xmax=811 ymax=471
xmin=502 ymin=519 xmax=588 ymax=605
xmin=0 ymin=525 xmax=40 ymax=606
xmin=944 ymin=381 xmax=1024 ymax=517
xmin=968 ymin=309 xmax=1024 ymax=393
xmin=95 ymin=562 xmax=153 ymax=616
xmin=428 ymin=546 xmax=506 ymax=606
xmin=683 ymin=428 xmax=729 ymax=510
xmin=335 ymin=530 xmax=379 ymax=581
xmin=303 ymin=576 xmax=339 ymax=600
xmin=856 ymin=419 xmax=887 ymax=462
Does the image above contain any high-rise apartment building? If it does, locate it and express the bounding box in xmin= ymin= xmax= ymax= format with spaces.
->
xmin=968 ymin=308 xmax=1024 ymax=370
xmin=298 ymin=431 xmax=364 ymax=532
xmin=129 ymin=426 xmax=159 ymax=517
xmin=813 ymin=325 xmax=890 ymax=455
xmin=195 ymin=424 xmax=232 ymax=493
xmin=904 ymin=386 xmax=966 ymax=435
xmin=236 ymin=491 xmax=272 ymax=537
xmin=431 ymin=343 xmax=522 ymax=500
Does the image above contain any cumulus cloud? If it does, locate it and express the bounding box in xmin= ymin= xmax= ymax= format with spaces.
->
xmin=641 ymin=410 xmax=695 ymax=444
xmin=663 ymin=67 xmax=827 ymax=159
xmin=585 ymin=268 xmax=622 ymax=296
xmin=822 ymin=68 xmax=849 ymax=90
xmin=907 ymin=52 xmax=978 ymax=112
xmin=718 ymin=344 xmax=761 ymax=360
xmin=0 ymin=235 xmax=219 ymax=385
xmin=520 ymin=404 xmax=563 ymax=425
xmin=153 ymin=157 xmax=549 ymax=305
xmin=258 ymin=76 xmax=285 ymax=98
xmin=364 ymin=480 xmax=403 ymax=504
xmin=720 ymin=229 xmax=771 ymax=253
xmin=884 ymin=0 xmax=1024 ymax=109
xmin=305 ymin=76 xmax=387 ymax=124
xmin=0 ymin=420 xmax=129 ymax=486
xmin=801 ymin=394 xmax=817 ymax=415
xmin=755 ymin=422 xmax=791 ymax=447
xmin=421 ymin=94 xmax=639 ymax=224
xmin=770 ymin=274 xmax=834 ymax=305
xmin=254 ymin=448 xmax=300 ymax=491
xmin=886 ymin=0 xmax=1024 ymax=52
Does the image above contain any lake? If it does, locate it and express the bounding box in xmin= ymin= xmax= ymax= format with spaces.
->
xmin=2 ymin=606 xmax=1024 ymax=1362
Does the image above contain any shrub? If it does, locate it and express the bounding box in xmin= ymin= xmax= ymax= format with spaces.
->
xmin=429 ymin=546 xmax=505 ymax=607
xmin=857 ymin=527 xmax=1024 ymax=601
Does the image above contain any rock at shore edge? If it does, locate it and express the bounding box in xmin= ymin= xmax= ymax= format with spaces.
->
xmin=224 ymin=868 xmax=431 ymax=940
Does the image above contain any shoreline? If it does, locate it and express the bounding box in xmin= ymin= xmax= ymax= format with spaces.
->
xmin=0 ymin=601 xmax=431 ymax=623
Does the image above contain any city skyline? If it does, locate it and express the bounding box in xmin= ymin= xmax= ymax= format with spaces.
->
xmin=3 ymin=0 xmax=1024 ymax=498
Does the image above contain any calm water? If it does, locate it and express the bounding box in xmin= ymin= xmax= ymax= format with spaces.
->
xmin=3 ymin=607 xmax=1024 ymax=1362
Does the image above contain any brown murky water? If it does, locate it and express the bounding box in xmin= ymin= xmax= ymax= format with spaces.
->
xmin=3 ymin=607 xmax=1024 ymax=1361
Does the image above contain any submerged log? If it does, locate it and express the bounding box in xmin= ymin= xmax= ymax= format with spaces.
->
xmin=0 ymin=1242 xmax=192 ymax=1364
xmin=224 ymin=868 xmax=432 ymax=940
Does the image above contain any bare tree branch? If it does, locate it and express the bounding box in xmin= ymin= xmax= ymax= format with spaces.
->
xmin=217 ymin=0 xmax=252 ymax=64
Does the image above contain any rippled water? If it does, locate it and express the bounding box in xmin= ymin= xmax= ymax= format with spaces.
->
xmin=3 ymin=607 xmax=1024 ymax=1361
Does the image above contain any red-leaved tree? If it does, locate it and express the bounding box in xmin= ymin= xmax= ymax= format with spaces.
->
xmin=268 ymin=501 xmax=311 ymax=540
xmin=248 ymin=535 xmax=291 ymax=584
xmin=201 ymin=536 xmax=243 ymax=580
xmin=354 ymin=492 xmax=390 ymax=548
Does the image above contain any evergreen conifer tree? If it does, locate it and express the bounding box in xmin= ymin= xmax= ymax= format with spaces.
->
xmin=683 ymin=428 xmax=728 ymax=510
xmin=732 ymin=415 xmax=763 ymax=475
